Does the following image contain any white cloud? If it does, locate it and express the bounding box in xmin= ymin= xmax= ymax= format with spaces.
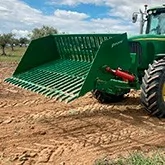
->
xmin=49 ymin=0 xmax=164 ymax=7
xmin=11 ymin=29 xmax=30 ymax=38
xmin=49 ymin=0 xmax=165 ymax=21
xmin=54 ymin=9 xmax=89 ymax=20
xmin=0 ymin=6 xmax=9 ymax=12
xmin=0 ymin=0 xmax=43 ymax=32
xmin=48 ymin=0 xmax=103 ymax=6
xmin=0 ymin=0 xmax=165 ymax=38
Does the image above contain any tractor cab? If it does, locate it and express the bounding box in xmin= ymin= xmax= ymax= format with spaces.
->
xmin=132 ymin=5 xmax=165 ymax=35
xmin=146 ymin=7 xmax=165 ymax=35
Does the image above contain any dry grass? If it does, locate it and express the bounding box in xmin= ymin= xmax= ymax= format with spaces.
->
xmin=0 ymin=46 xmax=26 ymax=62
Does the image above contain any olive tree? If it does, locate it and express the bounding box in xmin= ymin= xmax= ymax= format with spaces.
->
xmin=30 ymin=25 xmax=58 ymax=40
xmin=0 ymin=33 xmax=14 ymax=55
xmin=19 ymin=37 xmax=29 ymax=47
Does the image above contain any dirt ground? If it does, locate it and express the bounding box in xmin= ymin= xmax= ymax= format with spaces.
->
xmin=0 ymin=62 xmax=165 ymax=165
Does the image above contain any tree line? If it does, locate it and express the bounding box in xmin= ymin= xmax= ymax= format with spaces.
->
xmin=0 ymin=25 xmax=58 ymax=56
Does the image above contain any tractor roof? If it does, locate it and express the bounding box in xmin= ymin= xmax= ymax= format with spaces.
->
xmin=148 ymin=5 xmax=165 ymax=12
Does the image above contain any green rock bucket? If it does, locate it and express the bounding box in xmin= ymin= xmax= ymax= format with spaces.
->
xmin=5 ymin=33 xmax=131 ymax=102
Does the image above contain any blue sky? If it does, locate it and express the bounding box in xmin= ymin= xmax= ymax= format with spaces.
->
xmin=0 ymin=0 xmax=164 ymax=38
xmin=22 ymin=0 xmax=110 ymax=18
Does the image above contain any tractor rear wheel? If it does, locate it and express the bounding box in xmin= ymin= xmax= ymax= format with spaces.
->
xmin=141 ymin=58 xmax=165 ymax=118
xmin=92 ymin=90 xmax=125 ymax=103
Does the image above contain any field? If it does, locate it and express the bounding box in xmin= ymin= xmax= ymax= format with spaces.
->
xmin=1 ymin=47 xmax=165 ymax=164
xmin=0 ymin=46 xmax=26 ymax=62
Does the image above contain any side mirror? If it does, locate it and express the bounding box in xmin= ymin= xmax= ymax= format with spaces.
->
xmin=132 ymin=13 xmax=138 ymax=23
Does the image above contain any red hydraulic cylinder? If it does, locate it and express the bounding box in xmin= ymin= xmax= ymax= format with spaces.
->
xmin=105 ymin=67 xmax=135 ymax=82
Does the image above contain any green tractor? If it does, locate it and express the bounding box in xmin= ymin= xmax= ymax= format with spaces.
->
xmin=5 ymin=4 xmax=165 ymax=117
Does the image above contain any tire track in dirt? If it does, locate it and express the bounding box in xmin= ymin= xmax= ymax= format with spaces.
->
xmin=17 ymin=102 xmax=164 ymax=164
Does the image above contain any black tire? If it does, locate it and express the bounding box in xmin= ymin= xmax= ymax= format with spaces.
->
xmin=92 ymin=90 xmax=125 ymax=103
xmin=141 ymin=58 xmax=165 ymax=118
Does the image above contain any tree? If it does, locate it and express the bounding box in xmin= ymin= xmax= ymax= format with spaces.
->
xmin=8 ymin=36 xmax=19 ymax=51
xmin=0 ymin=33 xmax=14 ymax=55
xmin=19 ymin=37 xmax=29 ymax=47
xmin=30 ymin=25 xmax=58 ymax=40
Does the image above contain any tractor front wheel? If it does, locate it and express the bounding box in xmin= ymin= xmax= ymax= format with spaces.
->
xmin=141 ymin=58 xmax=165 ymax=118
xmin=92 ymin=90 xmax=125 ymax=103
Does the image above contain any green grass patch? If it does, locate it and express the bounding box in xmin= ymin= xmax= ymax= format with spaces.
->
xmin=94 ymin=152 xmax=165 ymax=165
xmin=0 ymin=46 xmax=26 ymax=62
